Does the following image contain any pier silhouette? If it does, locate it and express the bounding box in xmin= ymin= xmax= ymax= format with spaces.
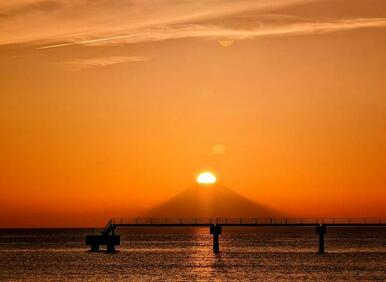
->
xmin=86 ymin=217 xmax=386 ymax=253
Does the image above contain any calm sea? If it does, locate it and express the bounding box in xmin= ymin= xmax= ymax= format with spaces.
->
xmin=0 ymin=227 xmax=385 ymax=281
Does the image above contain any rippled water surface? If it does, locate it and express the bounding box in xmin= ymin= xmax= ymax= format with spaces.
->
xmin=0 ymin=227 xmax=385 ymax=281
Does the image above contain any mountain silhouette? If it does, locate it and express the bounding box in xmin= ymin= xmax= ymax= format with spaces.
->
xmin=147 ymin=184 xmax=279 ymax=217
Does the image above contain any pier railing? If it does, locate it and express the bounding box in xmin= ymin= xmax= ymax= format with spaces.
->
xmin=109 ymin=217 xmax=386 ymax=226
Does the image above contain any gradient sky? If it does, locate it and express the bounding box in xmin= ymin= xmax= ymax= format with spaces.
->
xmin=1 ymin=0 xmax=386 ymax=227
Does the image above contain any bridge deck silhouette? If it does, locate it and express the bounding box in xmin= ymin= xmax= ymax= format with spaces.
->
xmin=85 ymin=217 xmax=386 ymax=253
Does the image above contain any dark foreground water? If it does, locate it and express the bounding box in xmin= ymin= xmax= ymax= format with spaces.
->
xmin=0 ymin=227 xmax=385 ymax=281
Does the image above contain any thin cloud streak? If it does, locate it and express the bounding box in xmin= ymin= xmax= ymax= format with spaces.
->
xmin=39 ymin=18 xmax=386 ymax=49
xmin=62 ymin=56 xmax=151 ymax=71
xmin=0 ymin=1 xmax=62 ymax=19
xmin=0 ymin=0 xmax=319 ymax=46
xmin=1 ymin=0 xmax=386 ymax=49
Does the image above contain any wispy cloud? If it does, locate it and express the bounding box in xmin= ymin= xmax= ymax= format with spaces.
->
xmin=62 ymin=56 xmax=151 ymax=71
xmin=0 ymin=1 xmax=62 ymax=19
xmin=40 ymin=18 xmax=386 ymax=49
xmin=0 ymin=0 xmax=319 ymax=46
xmin=0 ymin=0 xmax=385 ymax=49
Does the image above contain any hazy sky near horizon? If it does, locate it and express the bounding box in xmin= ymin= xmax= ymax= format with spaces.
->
xmin=1 ymin=0 xmax=386 ymax=226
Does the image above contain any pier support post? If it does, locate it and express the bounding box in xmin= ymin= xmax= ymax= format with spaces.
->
xmin=86 ymin=234 xmax=120 ymax=253
xmin=210 ymin=224 xmax=222 ymax=253
xmin=91 ymin=244 xmax=99 ymax=252
xmin=106 ymin=242 xmax=116 ymax=253
xmin=315 ymin=225 xmax=327 ymax=254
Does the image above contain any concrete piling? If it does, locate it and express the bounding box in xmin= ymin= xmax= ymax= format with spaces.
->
xmin=85 ymin=235 xmax=120 ymax=252
xmin=315 ymin=225 xmax=327 ymax=254
xmin=210 ymin=224 xmax=222 ymax=253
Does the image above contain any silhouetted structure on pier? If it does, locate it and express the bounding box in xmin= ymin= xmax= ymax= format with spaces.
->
xmin=85 ymin=217 xmax=386 ymax=253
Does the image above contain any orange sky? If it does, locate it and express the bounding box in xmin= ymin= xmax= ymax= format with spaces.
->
xmin=1 ymin=0 xmax=386 ymax=227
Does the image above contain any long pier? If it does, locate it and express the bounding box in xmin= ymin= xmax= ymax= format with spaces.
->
xmin=85 ymin=217 xmax=386 ymax=253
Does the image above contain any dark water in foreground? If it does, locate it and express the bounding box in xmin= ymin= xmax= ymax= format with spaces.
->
xmin=0 ymin=227 xmax=385 ymax=281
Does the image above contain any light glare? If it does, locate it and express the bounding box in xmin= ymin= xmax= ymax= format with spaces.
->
xmin=197 ymin=172 xmax=217 ymax=184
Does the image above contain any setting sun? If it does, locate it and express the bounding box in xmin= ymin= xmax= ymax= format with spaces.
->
xmin=197 ymin=172 xmax=217 ymax=184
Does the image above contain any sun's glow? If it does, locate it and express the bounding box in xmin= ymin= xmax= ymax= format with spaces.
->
xmin=197 ymin=172 xmax=217 ymax=184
